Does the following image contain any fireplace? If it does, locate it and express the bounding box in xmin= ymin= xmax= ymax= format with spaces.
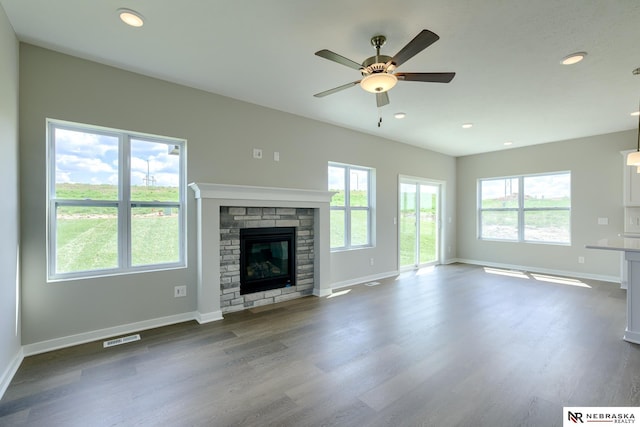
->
xmin=240 ymin=227 xmax=296 ymax=295
xmin=189 ymin=183 xmax=333 ymax=321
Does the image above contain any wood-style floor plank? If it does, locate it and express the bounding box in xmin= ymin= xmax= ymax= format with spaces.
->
xmin=1 ymin=263 xmax=637 ymax=426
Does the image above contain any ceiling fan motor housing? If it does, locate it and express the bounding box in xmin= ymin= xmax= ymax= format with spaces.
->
xmin=361 ymin=55 xmax=393 ymax=75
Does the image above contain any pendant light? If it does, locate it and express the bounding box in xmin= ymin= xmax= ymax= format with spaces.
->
xmin=627 ymin=68 xmax=640 ymax=166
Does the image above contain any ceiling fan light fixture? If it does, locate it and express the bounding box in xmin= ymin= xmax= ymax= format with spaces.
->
xmin=118 ymin=8 xmax=144 ymax=27
xmin=360 ymin=73 xmax=397 ymax=93
xmin=394 ymin=112 xmax=407 ymax=119
xmin=561 ymin=52 xmax=587 ymax=65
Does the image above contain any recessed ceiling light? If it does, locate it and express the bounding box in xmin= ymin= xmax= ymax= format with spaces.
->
xmin=504 ymin=141 xmax=513 ymax=146
xmin=118 ymin=8 xmax=144 ymax=27
xmin=561 ymin=52 xmax=587 ymax=65
xmin=394 ymin=112 xmax=406 ymax=119
xmin=631 ymin=111 xmax=640 ymax=117
xmin=462 ymin=123 xmax=473 ymax=129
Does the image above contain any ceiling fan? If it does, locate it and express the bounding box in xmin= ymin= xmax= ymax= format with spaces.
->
xmin=314 ymin=29 xmax=455 ymax=111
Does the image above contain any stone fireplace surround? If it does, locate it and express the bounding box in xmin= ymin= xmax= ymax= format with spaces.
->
xmin=189 ymin=183 xmax=334 ymax=323
xmin=220 ymin=206 xmax=314 ymax=312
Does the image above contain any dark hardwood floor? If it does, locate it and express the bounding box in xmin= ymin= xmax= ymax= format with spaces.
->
xmin=1 ymin=263 xmax=638 ymax=426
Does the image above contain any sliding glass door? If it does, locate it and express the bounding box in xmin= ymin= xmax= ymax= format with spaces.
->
xmin=399 ymin=177 xmax=440 ymax=269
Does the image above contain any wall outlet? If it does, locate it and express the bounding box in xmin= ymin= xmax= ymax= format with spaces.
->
xmin=174 ymin=285 xmax=187 ymax=297
xmin=252 ymin=148 xmax=262 ymax=159
xmin=578 ymin=256 xmax=585 ymax=264
xmin=370 ymin=258 xmax=374 ymax=266
xmin=274 ymin=151 xmax=280 ymax=161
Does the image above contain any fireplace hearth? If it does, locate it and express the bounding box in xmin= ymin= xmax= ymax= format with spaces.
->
xmin=240 ymin=227 xmax=296 ymax=295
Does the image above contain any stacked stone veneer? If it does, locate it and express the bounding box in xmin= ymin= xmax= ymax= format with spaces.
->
xmin=219 ymin=207 xmax=315 ymax=313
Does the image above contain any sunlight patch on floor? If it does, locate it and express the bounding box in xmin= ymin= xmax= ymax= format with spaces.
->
xmin=327 ymin=289 xmax=351 ymax=298
xmin=416 ymin=266 xmax=436 ymax=276
xmin=531 ymin=273 xmax=591 ymax=288
xmin=483 ymin=267 xmax=592 ymax=288
xmin=484 ymin=267 xmax=529 ymax=279
xmin=394 ymin=266 xmax=435 ymax=280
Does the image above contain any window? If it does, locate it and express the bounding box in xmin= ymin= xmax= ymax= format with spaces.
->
xmin=328 ymin=163 xmax=374 ymax=249
xmin=47 ymin=120 xmax=186 ymax=280
xmin=478 ymin=172 xmax=571 ymax=244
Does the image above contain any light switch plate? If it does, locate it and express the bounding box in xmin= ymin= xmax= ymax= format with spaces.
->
xmin=625 ymin=208 xmax=640 ymax=233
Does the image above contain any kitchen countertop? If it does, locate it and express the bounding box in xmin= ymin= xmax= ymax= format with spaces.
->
xmin=586 ymin=236 xmax=640 ymax=252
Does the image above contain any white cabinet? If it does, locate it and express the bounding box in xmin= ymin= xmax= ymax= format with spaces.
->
xmin=622 ymin=150 xmax=640 ymax=206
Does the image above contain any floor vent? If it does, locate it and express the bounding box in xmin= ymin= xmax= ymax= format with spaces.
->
xmin=364 ymin=281 xmax=381 ymax=287
xmin=103 ymin=334 xmax=141 ymax=348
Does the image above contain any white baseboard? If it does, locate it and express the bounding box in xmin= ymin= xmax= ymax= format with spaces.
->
xmin=195 ymin=310 xmax=223 ymax=324
xmin=454 ymin=258 xmax=621 ymax=284
xmin=0 ymin=348 xmax=24 ymax=400
xmin=624 ymin=328 xmax=640 ymax=344
xmin=330 ymin=270 xmax=399 ymax=291
xmin=313 ymin=288 xmax=332 ymax=297
xmin=22 ymin=312 xmax=198 ymax=357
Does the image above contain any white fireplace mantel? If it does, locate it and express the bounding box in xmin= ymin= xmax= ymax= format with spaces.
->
xmin=189 ymin=182 xmax=335 ymax=323
xmin=190 ymin=182 xmax=335 ymax=204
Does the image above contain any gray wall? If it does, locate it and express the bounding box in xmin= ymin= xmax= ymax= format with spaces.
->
xmin=17 ymin=38 xmax=631 ymax=351
xmin=19 ymin=44 xmax=456 ymax=345
xmin=0 ymin=4 xmax=21 ymax=393
xmin=456 ymin=131 xmax=635 ymax=278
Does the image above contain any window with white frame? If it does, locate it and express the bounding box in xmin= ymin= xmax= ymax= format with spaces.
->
xmin=47 ymin=120 xmax=186 ymax=280
xmin=478 ymin=172 xmax=571 ymax=244
xmin=328 ymin=162 xmax=374 ymax=249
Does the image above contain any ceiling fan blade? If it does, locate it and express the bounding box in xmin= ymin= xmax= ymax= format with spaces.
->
xmin=315 ymin=49 xmax=363 ymax=70
xmin=395 ymin=72 xmax=455 ymax=83
xmin=389 ymin=29 xmax=440 ymax=68
xmin=313 ymin=81 xmax=361 ymax=98
xmin=376 ymin=92 xmax=389 ymax=107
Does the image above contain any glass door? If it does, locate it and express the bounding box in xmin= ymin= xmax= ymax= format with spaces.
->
xmin=399 ymin=178 xmax=440 ymax=269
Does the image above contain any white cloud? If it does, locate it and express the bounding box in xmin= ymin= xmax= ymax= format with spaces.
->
xmin=54 ymin=128 xmax=179 ymax=187
xmin=56 ymin=170 xmax=72 ymax=184
xmin=57 ymin=154 xmax=115 ymax=174
xmin=56 ymin=128 xmax=117 ymax=158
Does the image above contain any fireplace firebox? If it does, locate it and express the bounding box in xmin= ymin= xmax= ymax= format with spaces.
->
xmin=239 ymin=227 xmax=296 ymax=295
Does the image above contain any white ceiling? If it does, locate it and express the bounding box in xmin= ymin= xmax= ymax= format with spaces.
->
xmin=2 ymin=0 xmax=640 ymax=156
